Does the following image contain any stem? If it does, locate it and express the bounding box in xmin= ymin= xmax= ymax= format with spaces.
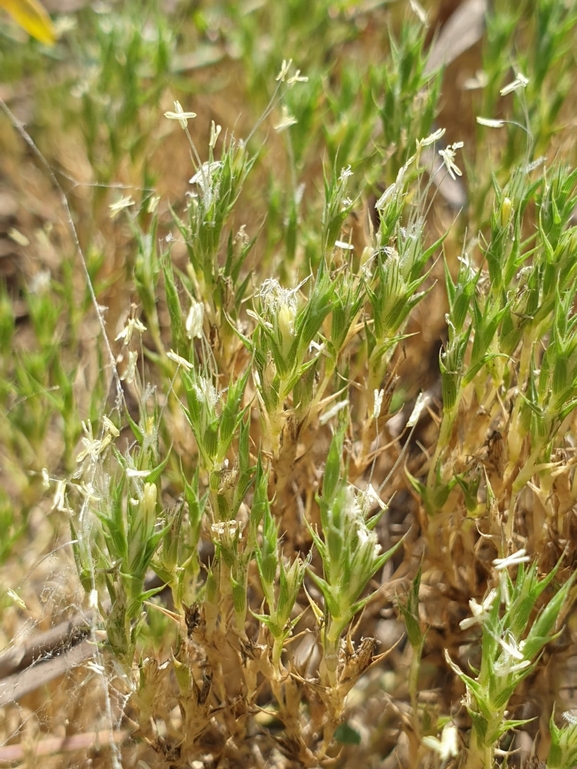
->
xmin=426 ymin=403 xmax=458 ymax=490
xmin=465 ymin=730 xmax=493 ymax=769
xmin=300 ymin=357 xmax=335 ymax=432
xmin=321 ymin=617 xmax=347 ymax=689
xmin=272 ymin=634 xmax=285 ymax=670
xmin=505 ymin=439 xmax=544 ymax=540
xmin=408 ymin=642 xmax=423 ymax=741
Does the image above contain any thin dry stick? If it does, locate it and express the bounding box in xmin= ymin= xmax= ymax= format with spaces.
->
xmin=0 ymin=640 xmax=95 ymax=708
xmin=0 ymin=728 xmax=129 ymax=764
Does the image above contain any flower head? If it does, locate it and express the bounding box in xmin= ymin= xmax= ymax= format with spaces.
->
xmin=258 ymin=278 xmax=302 ymax=356
xmin=416 ymin=127 xmax=446 ymax=150
xmin=109 ymin=195 xmax=135 ymax=219
xmin=189 ymin=161 xmax=224 ymax=206
xmin=422 ymin=723 xmax=459 ymax=761
xmin=460 ymin=588 xmax=498 ymax=631
xmin=164 ymin=101 xmax=197 ymax=129
xmin=438 ymin=142 xmax=464 ymax=180
xmin=186 ymin=300 xmax=204 ymax=340
xmin=274 ymin=105 xmax=298 ymax=132
xmin=500 ymin=72 xmax=529 ymax=97
xmin=493 ymin=549 xmax=530 ymax=571
xmin=115 ymin=316 xmax=146 ymax=345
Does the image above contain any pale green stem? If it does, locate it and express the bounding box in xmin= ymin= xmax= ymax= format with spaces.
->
xmin=465 ymin=730 xmax=494 ymax=769
xmin=426 ymin=403 xmax=459 ymax=491
xmin=300 ymin=357 xmax=335 ymax=431
xmin=408 ymin=641 xmax=423 ymax=741
xmin=322 ymin=619 xmax=343 ymax=689
xmin=272 ymin=634 xmax=285 ymax=671
xmin=505 ymin=439 xmax=544 ymax=540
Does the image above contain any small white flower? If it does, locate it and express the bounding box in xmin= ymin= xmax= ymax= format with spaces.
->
xmin=416 ymin=127 xmax=446 ymax=149
xmin=120 ymin=350 xmax=138 ymax=383
xmin=343 ymin=485 xmax=382 ymax=558
xmin=493 ymin=549 xmax=530 ymax=570
xmin=344 ymin=484 xmax=364 ymax=522
xmin=109 ymin=195 xmax=135 ymax=219
xmin=498 ymin=633 xmax=525 ymax=661
xmin=438 ymin=142 xmax=464 ymax=180
xmin=7 ymin=589 xmax=27 ymax=610
xmin=498 ymin=569 xmax=512 ymax=608
xmin=460 ymin=589 xmax=498 ymax=630
xmin=186 ymin=301 xmax=204 ymax=340
xmin=359 ymin=483 xmax=388 ymax=513
xmin=235 ymin=224 xmax=249 ymax=246
xmin=339 ymin=165 xmax=353 ymax=181
xmin=115 ymin=316 xmax=147 ymax=345
xmin=102 ymin=415 xmax=120 ymax=438
xmin=477 ymin=116 xmax=505 ymax=128
xmin=209 ymin=121 xmax=222 ymax=149
xmin=319 ymin=399 xmax=349 ymax=426
xmin=373 ymin=388 xmax=385 ymax=419
xmin=164 ymin=100 xmax=197 ymax=129
xmin=189 ymin=161 xmax=224 ymax=206
xmin=167 ymin=350 xmax=194 ymax=371
xmin=463 ymin=70 xmax=489 ymax=90
xmin=375 ymin=155 xmax=414 ymax=209
xmin=193 ymin=377 xmax=219 ymax=408
xmin=422 ymin=723 xmax=459 ymax=760
xmin=500 ymin=72 xmax=529 ymax=96
xmin=86 ymin=660 xmax=106 ymax=675
xmin=52 ymin=479 xmax=69 ymax=512
xmin=125 ymin=468 xmax=153 ymax=478
xmin=147 ymin=195 xmax=160 ymax=214
xmin=259 ymin=278 xmax=298 ymax=316
xmin=77 ymin=482 xmax=101 ymax=504
xmin=375 ymin=184 xmax=398 ymax=209
xmin=494 ymin=634 xmax=530 ymax=675
xmin=287 ymin=69 xmax=308 ymax=84
xmin=211 ymin=520 xmax=242 ymax=542
xmin=407 ymin=392 xmax=428 ymax=428
xmin=76 ymin=421 xmax=112 ymax=463
xmin=276 ymin=59 xmax=293 ymax=82
xmin=457 ymin=251 xmax=476 ymax=276
xmin=274 ymin=105 xmax=298 ymax=132
xmin=335 ymin=240 xmax=354 ymax=250
xmin=463 ymin=69 xmax=489 ymax=91
xmin=189 ymin=161 xmax=223 ymax=188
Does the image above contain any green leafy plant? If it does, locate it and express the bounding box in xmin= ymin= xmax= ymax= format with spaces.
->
xmin=3 ymin=2 xmax=577 ymax=768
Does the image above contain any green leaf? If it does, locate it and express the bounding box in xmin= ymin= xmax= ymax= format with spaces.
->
xmin=334 ymin=723 xmax=361 ymax=745
xmin=323 ymin=420 xmax=346 ymax=504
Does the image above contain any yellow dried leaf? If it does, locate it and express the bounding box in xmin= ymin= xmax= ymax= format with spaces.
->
xmin=0 ymin=0 xmax=55 ymax=45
